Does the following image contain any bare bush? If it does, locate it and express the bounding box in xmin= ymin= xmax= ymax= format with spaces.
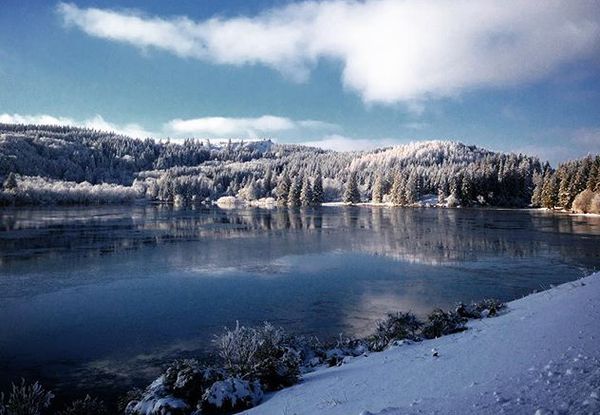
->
xmin=421 ymin=309 xmax=467 ymax=339
xmin=215 ymin=322 xmax=300 ymax=390
xmin=57 ymin=395 xmax=107 ymax=415
xmin=368 ymin=312 xmax=423 ymax=352
xmin=162 ymin=359 xmax=223 ymax=402
xmin=0 ymin=380 xmax=53 ymax=415
xmin=456 ymin=298 xmax=505 ymax=319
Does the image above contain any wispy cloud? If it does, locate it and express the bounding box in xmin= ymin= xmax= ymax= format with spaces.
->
xmin=0 ymin=113 xmax=339 ymax=140
xmin=165 ymin=115 xmax=338 ymax=138
xmin=58 ymin=1 xmax=600 ymax=105
xmin=0 ymin=113 xmax=155 ymax=138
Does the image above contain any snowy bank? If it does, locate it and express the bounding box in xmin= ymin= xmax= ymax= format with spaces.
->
xmin=244 ymin=272 xmax=600 ymax=415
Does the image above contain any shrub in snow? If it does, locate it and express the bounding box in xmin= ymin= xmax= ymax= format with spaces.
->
xmin=118 ymin=388 xmax=144 ymax=413
xmin=286 ymin=335 xmax=326 ymax=369
xmin=162 ymin=360 xmax=224 ymax=403
xmin=149 ymin=397 xmax=189 ymax=415
xmin=125 ymin=360 xmax=223 ymax=415
xmin=456 ymin=298 xmax=505 ymax=319
xmin=368 ymin=312 xmax=423 ymax=352
xmin=325 ymin=336 xmax=369 ymax=366
xmin=216 ymin=322 xmax=301 ymax=390
xmin=471 ymin=298 xmax=505 ymax=317
xmin=454 ymin=302 xmax=480 ymax=319
xmin=0 ymin=380 xmax=53 ymax=415
xmin=200 ymin=378 xmax=262 ymax=414
xmin=124 ymin=375 xmax=189 ymax=415
xmin=57 ymin=395 xmax=107 ymax=415
xmin=421 ymin=309 xmax=467 ymax=339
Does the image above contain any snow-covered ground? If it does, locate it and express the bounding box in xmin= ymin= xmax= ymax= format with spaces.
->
xmin=244 ymin=272 xmax=600 ymax=415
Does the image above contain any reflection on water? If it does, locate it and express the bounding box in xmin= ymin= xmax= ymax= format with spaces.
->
xmin=0 ymin=205 xmax=599 ymax=400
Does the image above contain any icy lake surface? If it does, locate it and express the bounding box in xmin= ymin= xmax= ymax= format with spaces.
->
xmin=1 ymin=205 xmax=599 ymax=397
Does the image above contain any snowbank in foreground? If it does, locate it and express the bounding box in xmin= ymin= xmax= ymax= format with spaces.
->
xmin=244 ymin=273 xmax=600 ymax=415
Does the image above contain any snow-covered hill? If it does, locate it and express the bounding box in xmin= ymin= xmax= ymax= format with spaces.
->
xmin=244 ymin=272 xmax=600 ymax=415
xmin=1 ymin=124 xmax=544 ymax=207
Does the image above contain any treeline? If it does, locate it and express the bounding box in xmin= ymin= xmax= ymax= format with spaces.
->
xmin=0 ymin=123 xmax=275 ymax=185
xmin=531 ymin=155 xmax=600 ymax=213
xmin=0 ymin=124 xmax=550 ymax=208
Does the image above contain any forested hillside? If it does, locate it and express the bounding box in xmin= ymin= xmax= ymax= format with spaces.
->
xmin=0 ymin=123 xmax=558 ymax=208
xmin=531 ymin=155 xmax=600 ymax=213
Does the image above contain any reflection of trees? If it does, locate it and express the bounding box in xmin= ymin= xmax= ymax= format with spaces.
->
xmin=1 ymin=206 xmax=599 ymax=268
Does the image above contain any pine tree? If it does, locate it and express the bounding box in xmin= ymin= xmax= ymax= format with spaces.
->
xmin=460 ymin=175 xmax=473 ymax=206
xmin=531 ymin=171 xmax=544 ymax=207
xmin=572 ymin=157 xmax=591 ymax=197
xmin=276 ymin=172 xmax=291 ymax=206
xmin=390 ymin=172 xmax=403 ymax=205
xmin=404 ymin=170 xmax=420 ymax=204
xmin=557 ymin=168 xmax=572 ymax=209
xmin=593 ymin=157 xmax=600 ymax=192
xmin=372 ymin=173 xmax=384 ymax=203
xmin=343 ymin=172 xmax=361 ymax=204
xmin=437 ymin=178 xmax=450 ymax=203
xmin=263 ymin=167 xmax=273 ymax=196
xmin=287 ymin=175 xmax=302 ymax=207
xmin=541 ymin=172 xmax=559 ymax=209
xmin=587 ymin=158 xmax=599 ymax=191
xmin=239 ymin=178 xmax=259 ymax=201
xmin=300 ymin=176 xmax=313 ymax=207
xmin=312 ymin=172 xmax=324 ymax=206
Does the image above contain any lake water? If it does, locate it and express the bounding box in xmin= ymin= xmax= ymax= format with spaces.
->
xmin=1 ymin=205 xmax=599 ymax=400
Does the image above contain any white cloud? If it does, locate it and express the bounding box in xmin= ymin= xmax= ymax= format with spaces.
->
xmin=0 ymin=113 xmax=338 ymax=140
xmin=301 ymin=134 xmax=401 ymax=152
xmin=165 ymin=115 xmax=338 ymax=138
xmin=58 ymin=1 xmax=600 ymax=104
xmin=0 ymin=113 xmax=155 ymax=139
xmin=0 ymin=113 xmax=75 ymax=126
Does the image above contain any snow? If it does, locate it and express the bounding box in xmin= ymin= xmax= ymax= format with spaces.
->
xmin=203 ymin=378 xmax=263 ymax=412
xmin=215 ymin=196 xmax=276 ymax=209
xmin=244 ymin=272 xmax=600 ymax=414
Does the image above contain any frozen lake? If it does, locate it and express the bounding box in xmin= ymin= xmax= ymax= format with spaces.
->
xmin=1 ymin=205 xmax=599 ymax=399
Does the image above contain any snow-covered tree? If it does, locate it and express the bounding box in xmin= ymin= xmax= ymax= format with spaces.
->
xmin=343 ymin=172 xmax=361 ymax=204
xmin=530 ymin=171 xmax=543 ymax=207
xmin=239 ymin=178 xmax=259 ymax=201
xmin=0 ymin=124 xmax=555 ymax=207
xmin=287 ymin=176 xmax=302 ymax=207
xmin=390 ymin=172 xmax=404 ymax=205
xmin=312 ymin=171 xmax=323 ymax=206
xmin=276 ymin=172 xmax=291 ymax=206
xmin=541 ymin=172 xmax=559 ymax=209
xmin=371 ymin=173 xmax=384 ymax=203
xmin=300 ymin=176 xmax=313 ymax=207
xmin=263 ymin=167 xmax=273 ymax=196
xmin=405 ymin=170 xmax=420 ymax=204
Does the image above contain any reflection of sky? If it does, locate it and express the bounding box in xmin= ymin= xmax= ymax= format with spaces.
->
xmin=0 ymin=206 xmax=600 ymax=399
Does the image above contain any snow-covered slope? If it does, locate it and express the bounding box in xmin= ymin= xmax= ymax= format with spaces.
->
xmin=244 ymin=273 xmax=600 ymax=415
xmin=349 ymin=140 xmax=491 ymax=172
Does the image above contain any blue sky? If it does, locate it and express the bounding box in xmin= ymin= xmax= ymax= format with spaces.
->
xmin=1 ymin=0 xmax=599 ymax=164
